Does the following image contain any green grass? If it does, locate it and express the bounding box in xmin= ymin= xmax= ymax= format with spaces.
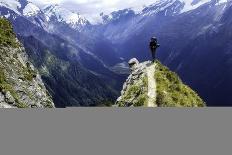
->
xmin=0 ymin=68 xmax=29 ymax=108
xmin=16 ymin=102 xmax=29 ymax=108
xmin=118 ymin=76 xmax=148 ymax=107
xmin=23 ymin=62 xmax=37 ymax=81
xmin=134 ymin=94 xmax=148 ymax=107
xmin=0 ymin=19 xmax=53 ymax=108
xmin=155 ymin=61 xmax=205 ymax=107
xmin=0 ymin=18 xmax=20 ymax=48
xmin=0 ymin=67 xmax=51 ymax=108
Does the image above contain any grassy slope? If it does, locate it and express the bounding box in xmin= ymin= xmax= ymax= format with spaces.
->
xmin=0 ymin=18 xmax=19 ymax=48
xmin=0 ymin=18 xmax=25 ymax=107
xmin=0 ymin=18 xmax=53 ymax=108
xmin=117 ymin=61 xmax=205 ymax=107
xmin=155 ymin=61 xmax=205 ymax=107
xmin=117 ymin=76 xmax=148 ymax=107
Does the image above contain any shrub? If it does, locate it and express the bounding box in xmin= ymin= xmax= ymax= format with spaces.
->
xmin=0 ymin=18 xmax=20 ymax=48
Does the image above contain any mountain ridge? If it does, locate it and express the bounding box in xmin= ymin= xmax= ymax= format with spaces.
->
xmin=116 ymin=58 xmax=205 ymax=107
xmin=1 ymin=0 xmax=229 ymax=25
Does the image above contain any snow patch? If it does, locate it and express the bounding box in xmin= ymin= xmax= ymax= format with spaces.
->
xmin=216 ymin=0 xmax=228 ymax=5
xmin=4 ymin=13 xmax=11 ymax=18
xmin=43 ymin=5 xmax=89 ymax=30
xmin=141 ymin=0 xmax=177 ymax=16
xmin=0 ymin=0 xmax=21 ymax=14
xmin=180 ymin=0 xmax=211 ymax=13
xmin=23 ymin=3 xmax=40 ymax=16
xmin=137 ymin=0 xmax=216 ymax=17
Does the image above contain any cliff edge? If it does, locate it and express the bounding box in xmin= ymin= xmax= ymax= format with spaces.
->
xmin=0 ymin=18 xmax=54 ymax=108
xmin=116 ymin=58 xmax=205 ymax=107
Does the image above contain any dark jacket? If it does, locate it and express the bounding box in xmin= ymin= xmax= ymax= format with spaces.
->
xmin=150 ymin=40 xmax=160 ymax=50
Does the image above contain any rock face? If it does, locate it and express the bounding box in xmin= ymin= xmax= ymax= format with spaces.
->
xmin=116 ymin=58 xmax=205 ymax=107
xmin=117 ymin=58 xmax=150 ymax=107
xmin=0 ymin=18 xmax=54 ymax=108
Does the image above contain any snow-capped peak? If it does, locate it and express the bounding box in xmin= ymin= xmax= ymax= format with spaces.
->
xmin=216 ymin=0 xmax=229 ymax=5
xmin=137 ymin=0 xmax=227 ymax=17
xmin=0 ymin=0 xmax=21 ymax=14
xmin=179 ymin=0 xmax=211 ymax=13
xmin=23 ymin=2 xmax=40 ymax=16
xmin=140 ymin=0 xmax=178 ymax=16
xmin=42 ymin=4 xmax=90 ymax=29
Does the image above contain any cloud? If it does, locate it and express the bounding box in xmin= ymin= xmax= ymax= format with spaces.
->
xmin=29 ymin=0 xmax=157 ymax=23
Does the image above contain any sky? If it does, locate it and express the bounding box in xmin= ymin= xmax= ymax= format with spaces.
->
xmin=29 ymin=0 xmax=157 ymax=22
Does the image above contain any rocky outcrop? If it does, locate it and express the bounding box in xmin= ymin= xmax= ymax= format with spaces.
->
xmin=0 ymin=46 xmax=55 ymax=108
xmin=0 ymin=18 xmax=54 ymax=108
xmin=116 ymin=58 xmax=205 ymax=107
xmin=116 ymin=59 xmax=150 ymax=107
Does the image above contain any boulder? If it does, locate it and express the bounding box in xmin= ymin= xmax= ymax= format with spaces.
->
xmin=128 ymin=58 xmax=139 ymax=70
xmin=5 ymin=91 xmax=15 ymax=104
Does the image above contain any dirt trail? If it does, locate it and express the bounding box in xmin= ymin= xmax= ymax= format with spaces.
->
xmin=146 ymin=63 xmax=157 ymax=107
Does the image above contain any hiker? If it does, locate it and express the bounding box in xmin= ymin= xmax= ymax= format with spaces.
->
xmin=149 ymin=37 xmax=160 ymax=62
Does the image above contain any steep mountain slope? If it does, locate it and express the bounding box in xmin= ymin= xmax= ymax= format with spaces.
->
xmin=37 ymin=5 xmax=122 ymax=67
xmin=172 ymin=3 xmax=232 ymax=106
xmin=117 ymin=58 xmax=205 ymax=107
xmin=14 ymin=1 xmax=122 ymax=67
xmin=0 ymin=18 xmax=54 ymax=108
xmin=19 ymin=35 xmax=119 ymax=107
